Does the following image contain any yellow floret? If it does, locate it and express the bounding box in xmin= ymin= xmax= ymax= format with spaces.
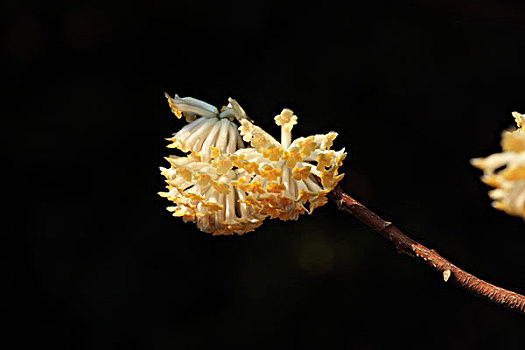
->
xmin=262 ymin=145 xmax=283 ymax=161
xmin=282 ymin=147 xmax=303 ymax=168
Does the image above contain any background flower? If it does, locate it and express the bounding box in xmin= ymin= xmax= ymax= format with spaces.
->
xmin=472 ymin=112 xmax=525 ymax=219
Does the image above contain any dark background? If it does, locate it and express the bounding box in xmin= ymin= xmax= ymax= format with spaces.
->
xmin=3 ymin=0 xmax=525 ymax=348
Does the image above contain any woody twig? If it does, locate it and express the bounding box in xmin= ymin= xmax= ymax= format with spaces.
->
xmin=327 ymin=183 xmax=525 ymax=315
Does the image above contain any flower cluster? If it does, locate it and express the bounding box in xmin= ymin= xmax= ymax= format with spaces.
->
xmin=159 ymin=94 xmax=346 ymax=235
xmin=472 ymin=112 xmax=525 ymax=219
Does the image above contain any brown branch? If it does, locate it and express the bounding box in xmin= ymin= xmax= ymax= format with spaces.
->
xmin=327 ymin=184 xmax=525 ymax=315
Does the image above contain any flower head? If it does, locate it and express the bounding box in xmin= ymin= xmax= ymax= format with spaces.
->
xmin=160 ymin=95 xmax=346 ymax=235
xmin=472 ymin=112 xmax=525 ymax=219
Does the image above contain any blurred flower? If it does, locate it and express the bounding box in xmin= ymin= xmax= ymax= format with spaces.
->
xmin=472 ymin=112 xmax=525 ymax=219
xmin=160 ymin=95 xmax=346 ymax=235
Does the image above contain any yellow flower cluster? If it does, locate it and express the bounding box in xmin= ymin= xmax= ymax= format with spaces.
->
xmin=159 ymin=94 xmax=346 ymax=235
xmin=472 ymin=112 xmax=525 ymax=219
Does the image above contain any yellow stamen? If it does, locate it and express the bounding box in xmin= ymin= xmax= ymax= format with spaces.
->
xmin=186 ymin=193 xmax=206 ymax=202
xmin=167 ymin=98 xmax=182 ymax=118
xmin=297 ymin=190 xmax=317 ymax=201
xmin=251 ymin=133 xmax=269 ymax=149
xmin=210 ymin=146 xmax=221 ymax=159
xmin=260 ymin=165 xmax=282 ymax=182
xmin=212 ymin=181 xmax=230 ymax=194
xmin=176 ymin=167 xmax=193 ymax=182
xmin=211 ymin=155 xmax=233 ymax=174
xmin=282 ymin=147 xmax=303 ymax=168
xmin=193 ymin=173 xmax=212 ymax=187
xmin=322 ymin=132 xmax=337 ymax=150
xmin=274 ymin=108 xmax=298 ymax=132
xmin=202 ymin=202 xmax=223 ymax=212
xmin=231 ymin=177 xmax=251 ymax=191
xmin=243 ymin=162 xmax=260 ymax=175
xmin=320 ymin=168 xmax=344 ymax=188
xmin=247 ymin=180 xmax=266 ymax=195
xmin=297 ymin=136 xmax=317 ymax=157
xmin=292 ymin=166 xmax=311 ymax=180
xmin=262 ymin=145 xmax=283 ymax=161
xmin=266 ymin=182 xmax=287 ymax=193
xmin=316 ymin=151 xmax=334 ymax=171
xmin=230 ymin=154 xmax=246 ymax=168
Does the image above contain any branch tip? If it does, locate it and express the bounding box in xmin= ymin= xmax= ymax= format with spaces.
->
xmin=326 ymin=184 xmax=525 ymax=315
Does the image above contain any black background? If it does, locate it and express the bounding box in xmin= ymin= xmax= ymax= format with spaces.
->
xmin=3 ymin=0 xmax=525 ymax=349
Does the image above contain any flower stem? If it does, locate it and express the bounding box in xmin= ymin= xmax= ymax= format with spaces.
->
xmin=327 ymin=183 xmax=525 ymax=315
